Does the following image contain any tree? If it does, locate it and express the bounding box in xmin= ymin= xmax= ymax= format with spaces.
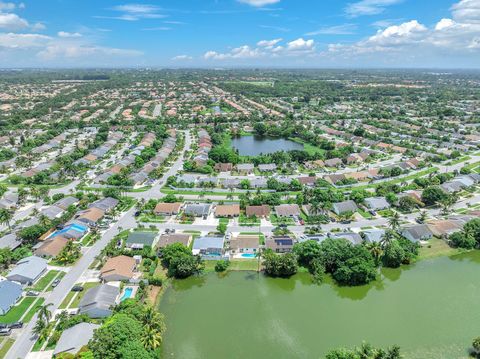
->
xmin=215 ymin=260 xmax=230 ymax=272
xmin=366 ymin=241 xmax=383 ymax=266
xmin=254 ymin=122 xmax=267 ymax=136
xmin=416 ymin=210 xmax=428 ymax=224
xmin=217 ymin=222 xmax=227 ymax=234
xmin=160 ymin=243 xmax=191 ymax=268
xmin=382 ymin=241 xmax=405 ymax=268
xmin=55 ymin=241 xmax=81 ymax=265
xmin=89 ymin=314 xmax=145 ymax=359
xmin=262 ymin=250 xmax=298 ymax=278
xmin=140 ymin=325 xmax=163 ymax=351
xmin=293 ymin=240 xmax=321 ymax=268
xmin=167 ymin=253 xmax=204 ymax=279
xmin=325 ymin=342 xmax=401 ymax=359
xmin=388 ymin=211 xmax=400 ymax=231
xmin=0 ymin=208 xmax=13 ymax=229
xmin=0 ymin=248 xmax=13 ymax=269
xmin=38 ymin=303 xmax=53 ymax=323
xmin=472 ymin=337 xmax=480 ymax=356
xmin=448 ymin=232 xmax=477 ymax=249
xmin=421 ymin=186 xmax=449 ymax=206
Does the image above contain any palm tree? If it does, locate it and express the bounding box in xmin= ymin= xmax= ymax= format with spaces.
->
xmin=388 ymin=211 xmax=400 ymax=231
xmin=255 ymin=247 xmax=263 ymax=273
xmin=141 ymin=325 xmax=163 ymax=350
xmin=380 ymin=229 xmax=395 ymax=249
xmin=366 ymin=241 xmax=383 ymax=265
xmin=37 ymin=303 xmax=53 ymax=323
xmin=32 ymin=317 xmax=46 ymax=337
xmin=416 ymin=210 xmax=428 ymax=224
xmin=0 ymin=208 xmax=13 ymax=229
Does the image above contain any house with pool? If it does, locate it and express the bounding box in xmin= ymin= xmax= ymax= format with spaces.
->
xmin=192 ymin=236 xmax=227 ymax=259
xmin=230 ymin=235 xmax=260 ymax=258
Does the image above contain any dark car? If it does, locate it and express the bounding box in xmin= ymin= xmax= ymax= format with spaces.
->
xmin=134 ymin=211 xmax=141 ymax=217
xmin=0 ymin=324 xmax=7 ymax=329
xmin=72 ymin=285 xmax=84 ymax=292
xmin=340 ymin=220 xmax=351 ymax=224
xmin=8 ymin=322 xmax=23 ymax=329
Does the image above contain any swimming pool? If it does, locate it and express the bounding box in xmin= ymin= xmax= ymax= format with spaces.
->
xmin=240 ymin=253 xmax=256 ymax=258
xmin=120 ymin=287 xmax=133 ymax=301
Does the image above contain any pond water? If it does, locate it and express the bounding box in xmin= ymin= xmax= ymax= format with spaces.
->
xmin=231 ymin=135 xmax=304 ymax=156
xmin=160 ymin=251 xmax=480 ymax=359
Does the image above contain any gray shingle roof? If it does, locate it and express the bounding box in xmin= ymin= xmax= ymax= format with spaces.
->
xmin=53 ymin=322 xmax=100 ymax=355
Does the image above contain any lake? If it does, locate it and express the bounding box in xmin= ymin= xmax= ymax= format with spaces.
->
xmin=231 ymin=135 xmax=304 ymax=156
xmin=160 ymin=251 xmax=480 ymax=359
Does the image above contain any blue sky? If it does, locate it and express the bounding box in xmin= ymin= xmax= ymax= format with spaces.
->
xmin=0 ymin=0 xmax=479 ymax=67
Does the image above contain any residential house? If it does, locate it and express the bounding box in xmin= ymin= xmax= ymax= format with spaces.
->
xmin=236 ymin=163 xmax=254 ymax=175
xmin=214 ymin=163 xmax=233 ymax=172
xmin=332 ymin=200 xmax=358 ymax=215
xmin=54 ymin=323 xmax=100 ymax=356
xmin=298 ymin=176 xmax=317 ymax=187
xmin=100 ymin=255 xmax=136 ymax=282
xmin=0 ymin=280 xmax=22 ymax=315
xmin=6 ymin=256 xmax=48 ymax=284
xmin=215 ymin=204 xmax=240 ymax=218
xmin=53 ymin=196 xmax=79 ymax=210
xmin=89 ymin=197 xmax=119 ymax=212
xmin=0 ymin=233 xmax=21 ymax=250
xmin=258 ymin=163 xmax=277 ymax=172
xmin=401 ymin=224 xmax=433 ymax=242
xmin=275 ymin=204 xmax=301 ymax=218
xmin=157 ymin=233 xmax=193 ymax=248
xmin=324 ymin=158 xmax=343 ymax=168
xmin=192 ymin=236 xmax=225 ymax=258
xmin=125 ymin=231 xmax=159 ymax=249
xmin=427 ymin=220 xmax=464 ymax=237
xmin=34 ymin=236 xmax=69 ymax=258
xmin=230 ymin=235 xmax=260 ymax=254
xmin=78 ymin=284 xmax=120 ymax=318
xmin=246 ymin=205 xmax=270 ymax=218
xmin=154 ymin=202 xmax=182 ymax=216
xmin=76 ymin=207 xmax=105 ymax=227
xmin=364 ymin=197 xmax=390 ymax=211
xmin=265 ymin=236 xmax=294 ymax=253
xmin=184 ymin=203 xmax=211 ymax=218
xmin=362 ymin=229 xmax=385 ymax=243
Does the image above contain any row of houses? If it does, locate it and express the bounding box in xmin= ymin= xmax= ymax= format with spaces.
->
xmin=130 ymin=129 xmax=177 ymax=186
xmin=74 ymin=131 xmax=124 ymax=166
xmin=193 ymin=129 xmax=211 ymax=167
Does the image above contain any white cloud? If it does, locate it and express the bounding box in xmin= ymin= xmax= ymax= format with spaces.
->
xmin=237 ymin=0 xmax=280 ymax=7
xmin=142 ymin=26 xmax=171 ymax=31
xmin=57 ymin=31 xmax=82 ymax=38
xmin=435 ymin=18 xmax=456 ymax=31
xmin=257 ymin=38 xmax=282 ymax=47
xmin=0 ymin=12 xmax=28 ymax=31
xmin=286 ymin=38 xmax=315 ymax=51
xmin=345 ymin=0 xmax=403 ymax=17
xmin=451 ymin=0 xmax=480 ymax=23
xmin=172 ymin=55 xmax=192 ymax=61
xmin=305 ymin=24 xmax=357 ymax=36
xmin=0 ymin=32 xmax=50 ymax=48
xmin=0 ymin=1 xmax=16 ymax=11
xmin=106 ymin=3 xmax=167 ymax=20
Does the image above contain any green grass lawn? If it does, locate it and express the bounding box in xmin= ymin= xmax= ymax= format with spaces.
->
xmin=46 ymin=271 xmax=65 ymax=291
xmin=32 ymin=270 xmax=60 ymax=292
xmin=239 ymin=214 xmax=261 ymax=226
xmin=22 ymin=298 xmax=45 ymax=323
xmin=204 ymin=259 xmax=259 ymax=272
xmin=418 ymin=237 xmax=463 ymax=261
xmin=138 ymin=213 xmax=166 ymax=223
xmin=69 ymin=282 xmax=100 ymax=308
xmin=0 ymin=338 xmax=14 ymax=359
xmin=0 ymin=297 xmax=36 ymax=323
xmin=269 ymin=214 xmax=295 ymax=225
xmin=218 ymin=218 xmax=229 ymax=225
xmin=59 ymin=291 xmax=77 ymax=310
xmin=358 ymin=209 xmax=373 ymax=219
xmin=449 ymin=155 xmax=471 ymax=165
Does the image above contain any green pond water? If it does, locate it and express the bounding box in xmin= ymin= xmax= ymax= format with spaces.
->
xmin=160 ymin=251 xmax=480 ymax=359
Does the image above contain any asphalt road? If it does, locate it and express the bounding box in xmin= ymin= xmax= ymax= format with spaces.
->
xmin=5 ymin=131 xmax=191 ymax=359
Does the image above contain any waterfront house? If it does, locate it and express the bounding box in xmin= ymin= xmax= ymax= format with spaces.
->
xmin=54 ymin=323 xmax=100 ymax=356
xmin=125 ymin=231 xmax=159 ymax=249
xmin=230 ymin=235 xmax=260 ymax=254
xmin=265 ymin=236 xmax=294 ymax=253
xmin=100 ymin=255 xmax=136 ymax=282
xmin=78 ymin=284 xmax=120 ymax=318
xmin=400 ymin=224 xmax=433 ymax=242
xmin=157 ymin=233 xmax=193 ymax=248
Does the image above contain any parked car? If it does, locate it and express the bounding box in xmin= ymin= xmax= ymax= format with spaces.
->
xmin=26 ymin=290 xmax=40 ymax=296
xmin=72 ymin=285 xmax=84 ymax=292
xmin=51 ymin=279 xmax=60 ymax=288
xmin=8 ymin=322 xmax=23 ymax=329
xmin=0 ymin=328 xmax=12 ymax=336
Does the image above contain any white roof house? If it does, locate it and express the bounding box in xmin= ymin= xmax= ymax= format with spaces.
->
xmin=6 ymin=256 xmax=48 ymax=284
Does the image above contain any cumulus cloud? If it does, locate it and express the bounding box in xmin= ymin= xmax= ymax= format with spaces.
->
xmin=345 ymin=0 xmax=403 ymax=18
xmin=57 ymin=31 xmax=82 ymax=38
xmin=257 ymin=38 xmax=282 ymax=47
xmin=237 ymin=0 xmax=280 ymax=7
xmin=451 ymin=0 xmax=480 ymax=23
xmin=0 ymin=12 xmax=28 ymax=31
xmin=0 ymin=1 xmax=16 ymax=11
xmin=203 ymin=37 xmax=315 ymax=61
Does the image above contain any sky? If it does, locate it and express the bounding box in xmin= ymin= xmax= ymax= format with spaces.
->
xmin=0 ymin=0 xmax=479 ymax=68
